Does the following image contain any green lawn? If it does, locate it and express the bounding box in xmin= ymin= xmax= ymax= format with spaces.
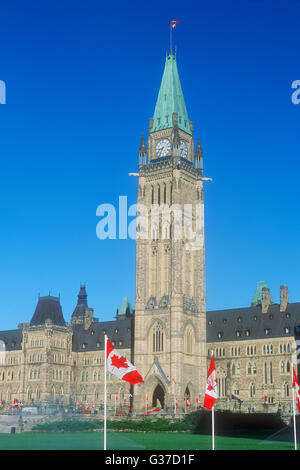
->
xmin=0 ymin=431 xmax=295 ymax=450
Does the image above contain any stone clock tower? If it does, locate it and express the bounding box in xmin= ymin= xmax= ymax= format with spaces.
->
xmin=133 ymin=53 xmax=207 ymax=412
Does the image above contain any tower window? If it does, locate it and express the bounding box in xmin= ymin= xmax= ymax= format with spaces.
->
xmin=152 ymin=324 xmax=164 ymax=353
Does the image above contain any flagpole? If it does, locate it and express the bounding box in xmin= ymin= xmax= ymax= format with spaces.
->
xmin=292 ymin=366 xmax=297 ymax=451
xmin=170 ymin=23 xmax=172 ymax=55
xmin=104 ymin=334 xmax=107 ymax=451
xmin=211 ymin=349 xmax=215 ymax=451
xmin=212 ymin=405 xmax=215 ymax=451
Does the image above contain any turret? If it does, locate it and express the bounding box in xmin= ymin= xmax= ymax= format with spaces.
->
xmin=71 ymin=285 xmax=94 ymax=328
xmin=138 ymin=133 xmax=147 ymax=166
xmin=194 ymin=138 xmax=203 ymax=176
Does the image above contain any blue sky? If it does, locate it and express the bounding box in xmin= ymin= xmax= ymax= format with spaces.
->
xmin=0 ymin=0 xmax=299 ymax=328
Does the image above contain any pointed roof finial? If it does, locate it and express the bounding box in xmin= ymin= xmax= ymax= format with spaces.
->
xmin=195 ymin=138 xmax=203 ymax=158
xmin=139 ymin=133 xmax=147 ymax=155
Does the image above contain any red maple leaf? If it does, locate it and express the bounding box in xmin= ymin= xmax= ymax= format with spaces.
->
xmin=111 ymin=354 xmax=129 ymax=369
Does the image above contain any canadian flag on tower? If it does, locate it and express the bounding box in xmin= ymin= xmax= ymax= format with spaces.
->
xmin=106 ymin=338 xmax=144 ymax=385
xmin=204 ymin=353 xmax=218 ymax=410
xmin=171 ymin=20 xmax=179 ymax=29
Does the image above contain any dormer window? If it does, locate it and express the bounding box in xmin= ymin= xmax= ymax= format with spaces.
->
xmin=284 ymin=326 xmax=290 ymax=334
xmin=82 ymin=343 xmax=87 ymax=349
xmin=96 ymin=341 xmax=101 ymax=348
xmin=217 ymin=332 xmax=223 ymax=339
xmin=264 ymin=328 xmax=271 ymax=336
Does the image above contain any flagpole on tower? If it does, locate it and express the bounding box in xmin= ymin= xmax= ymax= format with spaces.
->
xmin=104 ymin=334 xmax=107 ymax=451
xmin=170 ymin=21 xmax=179 ymax=56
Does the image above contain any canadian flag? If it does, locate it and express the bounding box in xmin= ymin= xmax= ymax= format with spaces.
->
xmin=264 ymin=395 xmax=268 ymax=407
xmin=204 ymin=353 xmax=218 ymax=410
xmin=106 ymin=338 xmax=144 ymax=385
xmin=174 ymin=396 xmax=178 ymax=408
xmin=171 ymin=20 xmax=179 ymax=29
xmin=293 ymin=366 xmax=300 ymax=411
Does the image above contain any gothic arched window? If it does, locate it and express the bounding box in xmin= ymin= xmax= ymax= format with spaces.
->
xmin=184 ymin=325 xmax=195 ymax=355
xmin=152 ymin=323 xmax=164 ymax=353
xmin=249 ymin=383 xmax=256 ymax=398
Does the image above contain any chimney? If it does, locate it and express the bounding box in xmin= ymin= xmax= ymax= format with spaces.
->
xmin=262 ymin=287 xmax=271 ymax=314
xmin=280 ymin=285 xmax=289 ymax=312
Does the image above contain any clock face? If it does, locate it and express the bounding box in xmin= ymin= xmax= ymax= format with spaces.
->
xmin=180 ymin=140 xmax=188 ymax=158
xmin=155 ymin=139 xmax=171 ymax=157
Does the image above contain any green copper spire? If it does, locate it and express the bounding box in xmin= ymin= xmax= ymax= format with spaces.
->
xmin=251 ymin=281 xmax=274 ymax=306
xmin=117 ymin=296 xmax=134 ymax=318
xmin=151 ymin=54 xmax=192 ymax=135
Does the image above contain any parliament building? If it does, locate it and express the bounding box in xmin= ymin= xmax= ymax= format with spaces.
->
xmin=0 ymin=52 xmax=299 ymax=415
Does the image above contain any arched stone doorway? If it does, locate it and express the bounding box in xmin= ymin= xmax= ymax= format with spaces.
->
xmin=184 ymin=386 xmax=191 ymax=401
xmin=152 ymin=384 xmax=165 ymax=409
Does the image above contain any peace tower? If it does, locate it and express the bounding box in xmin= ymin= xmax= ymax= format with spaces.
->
xmin=133 ymin=52 xmax=207 ymax=411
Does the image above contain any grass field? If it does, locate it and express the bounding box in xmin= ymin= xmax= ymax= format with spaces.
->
xmin=0 ymin=431 xmax=295 ymax=450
